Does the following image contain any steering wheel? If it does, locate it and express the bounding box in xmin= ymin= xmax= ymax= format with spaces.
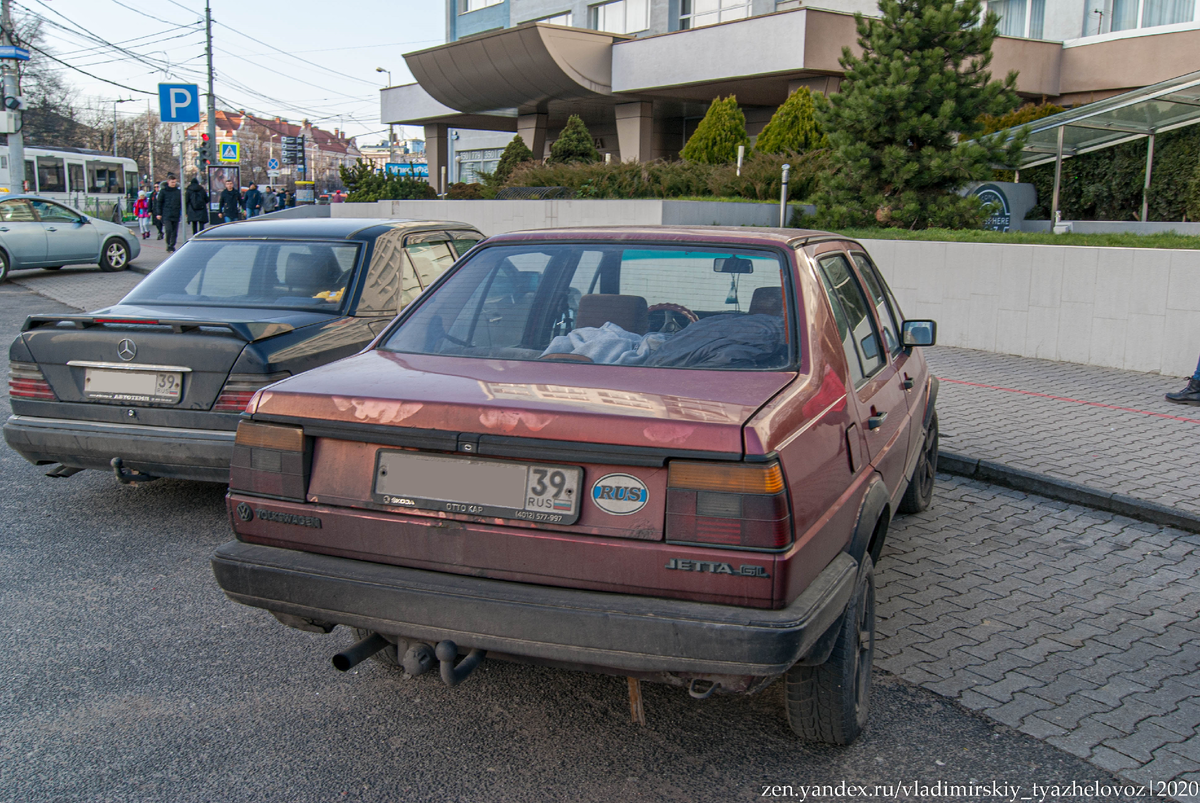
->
xmin=647 ymin=303 xmax=699 ymax=334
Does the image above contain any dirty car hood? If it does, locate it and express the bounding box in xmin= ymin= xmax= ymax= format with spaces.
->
xmin=252 ymin=351 xmax=797 ymax=455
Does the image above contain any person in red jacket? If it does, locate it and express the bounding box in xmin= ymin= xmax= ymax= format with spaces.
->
xmin=133 ymin=191 xmax=152 ymax=239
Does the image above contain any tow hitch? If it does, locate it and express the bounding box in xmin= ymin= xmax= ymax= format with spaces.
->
xmin=435 ymin=640 xmax=485 ymax=687
xmin=111 ymin=457 xmax=158 ymax=486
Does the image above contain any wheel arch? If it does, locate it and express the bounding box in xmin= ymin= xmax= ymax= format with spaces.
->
xmin=844 ymin=474 xmax=891 ymax=567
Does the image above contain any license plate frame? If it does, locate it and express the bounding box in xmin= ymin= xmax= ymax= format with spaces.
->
xmin=372 ymin=450 xmax=583 ymax=525
xmin=83 ymin=367 xmax=183 ymax=403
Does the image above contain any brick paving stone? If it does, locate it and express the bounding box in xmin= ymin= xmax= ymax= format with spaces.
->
xmin=878 ymin=474 xmax=1200 ymax=786
xmin=925 ymin=346 xmax=1200 ymax=516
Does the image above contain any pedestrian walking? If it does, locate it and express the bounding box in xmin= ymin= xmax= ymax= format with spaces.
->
xmin=1166 ymin=352 xmax=1200 ymax=406
xmin=133 ymin=191 xmax=152 ymax=239
xmin=262 ymin=186 xmax=277 ymax=214
xmin=155 ymin=174 xmax=183 ymax=252
xmin=244 ymin=183 xmax=263 ymax=218
xmin=218 ymin=180 xmax=242 ymax=223
xmin=186 ymin=177 xmax=208 ymax=235
xmin=148 ymin=184 xmax=164 ymax=240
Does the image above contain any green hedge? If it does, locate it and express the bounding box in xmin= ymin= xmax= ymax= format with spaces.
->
xmin=1023 ymin=125 xmax=1200 ymax=221
xmin=503 ymin=151 xmax=827 ymax=203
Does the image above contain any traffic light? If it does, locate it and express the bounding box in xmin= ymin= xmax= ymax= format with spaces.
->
xmin=197 ymin=133 xmax=212 ymax=169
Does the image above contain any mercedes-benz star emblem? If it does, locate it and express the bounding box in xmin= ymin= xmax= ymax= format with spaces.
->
xmin=116 ymin=339 xmax=137 ymax=361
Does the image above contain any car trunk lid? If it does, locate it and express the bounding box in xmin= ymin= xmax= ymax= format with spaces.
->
xmin=20 ymin=304 xmax=326 ymax=412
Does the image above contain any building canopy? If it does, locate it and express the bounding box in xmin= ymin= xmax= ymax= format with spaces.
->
xmin=1002 ymin=69 xmax=1200 ymax=169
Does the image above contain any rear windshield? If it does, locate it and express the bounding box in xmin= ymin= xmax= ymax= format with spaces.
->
xmin=382 ymin=243 xmax=794 ymax=371
xmin=122 ymin=240 xmax=360 ymax=313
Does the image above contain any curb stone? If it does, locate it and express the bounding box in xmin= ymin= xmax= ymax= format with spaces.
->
xmin=939 ymin=450 xmax=1200 ymax=535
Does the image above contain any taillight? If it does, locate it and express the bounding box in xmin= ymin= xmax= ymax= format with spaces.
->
xmin=666 ymin=461 xmax=792 ymax=551
xmin=213 ymin=372 xmax=289 ymax=412
xmin=8 ymin=361 xmax=56 ymax=400
xmin=230 ymin=420 xmax=309 ymax=501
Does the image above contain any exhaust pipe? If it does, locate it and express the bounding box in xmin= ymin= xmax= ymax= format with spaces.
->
xmin=435 ymin=640 xmax=486 ymax=687
xmin=332 ymin=632 xmax=389 ymax=672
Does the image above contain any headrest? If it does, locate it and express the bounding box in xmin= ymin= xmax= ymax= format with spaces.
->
xmin=285 ymin=251 xmax=340 ymax=294
xmin=748 ymin=286 xmax=784 ymax=317
xmin=576 ymin=294 xmax=649 ymax=334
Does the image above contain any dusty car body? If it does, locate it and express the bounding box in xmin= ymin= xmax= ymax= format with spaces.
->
xmin=211 ymin=227 xmax=938 ymax=743
xmin=4 ymin=218 xmax=483 ymax=483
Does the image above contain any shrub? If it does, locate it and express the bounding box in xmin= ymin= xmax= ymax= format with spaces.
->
xmin=978 ymin=101 xmax=1065 ymax=135
xmin=339 ymin=159 xmax=436 ymax=202
xmin=494 ymin=135 xmax=536 ymax=182
xmin=681 ymin=96 xmax=752 ymax=165
xmin=446 ymin=182 xmax=485 ymax=199
xmin=756 ymin=88 xmax=830 ymax=155
xmin=1189 ymin=159 xmax=1200 ymax=222
xmin=549 ymin=115 xmax=600 ymax=164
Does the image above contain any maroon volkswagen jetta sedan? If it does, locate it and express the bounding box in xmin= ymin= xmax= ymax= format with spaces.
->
xmin=212 ymin=227 xmax=938 ymax=744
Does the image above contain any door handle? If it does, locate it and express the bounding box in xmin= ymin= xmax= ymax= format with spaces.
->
xmin=46 ymin=227 xmax=57 ymax=232
xmin=902 ymin=375 xmax=914 ymax=391
xmin=0 ymin=227 xmax=8 ymax=232
xmin=867 ymin=411 xmax=888 ymax=430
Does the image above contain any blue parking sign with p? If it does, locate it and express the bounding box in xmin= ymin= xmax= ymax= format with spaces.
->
xmin=158 ymin=83 xmax=200 ymax=123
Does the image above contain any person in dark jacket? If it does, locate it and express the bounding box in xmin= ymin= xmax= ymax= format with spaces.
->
xmin=148 ymin=184 xmax=163 ymax=239
xmin=244 ymin=183 xmax=263 ymax=218
xmin=155 ymin=175 xmax=183 ymax=252
xmin=218 ymin=180 xmax=242 ymax=223
xmin=185 ymin=177 xmax=208 ymax=234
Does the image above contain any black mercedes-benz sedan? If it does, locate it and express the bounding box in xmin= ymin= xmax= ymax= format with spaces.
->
xmin=4 ymin=217 xmax=484 ymax=483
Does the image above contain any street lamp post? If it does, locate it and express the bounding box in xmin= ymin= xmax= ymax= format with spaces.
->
xmin=376 ymin=67 xmax=394 ymax=164
xmin=112 ymin=98 xmax=132 ymax=157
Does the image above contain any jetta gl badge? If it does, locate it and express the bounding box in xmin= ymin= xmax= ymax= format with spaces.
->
xmin=591 ymin=473 xmax=648 ymax=515
xmin=117 ymin=339 xmax=137 ymax=361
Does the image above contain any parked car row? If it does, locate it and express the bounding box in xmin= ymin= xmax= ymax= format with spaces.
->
xmin=4 ymin=219 xmax=938 ymax=746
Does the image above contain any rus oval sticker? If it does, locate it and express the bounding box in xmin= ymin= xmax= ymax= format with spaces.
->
xmin=591 ymin=473 xmax=649 ymax=516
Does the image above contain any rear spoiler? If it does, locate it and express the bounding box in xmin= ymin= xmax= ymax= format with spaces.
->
xmin=22 ymin=315 xmax=295 ymax=342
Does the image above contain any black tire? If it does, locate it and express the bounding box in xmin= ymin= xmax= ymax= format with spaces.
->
xmin=99 ymin=239 xmax=130 ymax=272
xmin=898 ymin=412 xmax=938 ymax=514
xmin=0 ymin=250 xmax=8 ymax=283
xmin=785 ymin=556 xmax=875 ymax=745
xmin=351 ymin=628 xmax=402 ymax=669
xmin=41 ymin=265 xmax=63 ymax=271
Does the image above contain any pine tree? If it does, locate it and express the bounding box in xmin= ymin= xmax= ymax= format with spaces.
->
xmin=549 ymin=115 xmax=600 ymax=164
xmin=494 ymin=134 xmax=537 ymax=182
xmin=681 ymin=96 xmax=752 ymax=165
xmin=756 ymin=87 xmax=830 ymax=155
xmin=816 ymin=0 xmax=1025 ymax=229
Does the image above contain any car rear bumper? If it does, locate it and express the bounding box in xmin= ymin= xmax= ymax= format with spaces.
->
xmin=211 ymin=540 xmax=858 ymax=677
xmin=3 ymin=414 xmax=234 ymax=483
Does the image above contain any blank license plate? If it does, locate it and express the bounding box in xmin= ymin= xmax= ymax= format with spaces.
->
xmin=84 ymin=368 xmax=182 ymax=403
xmin=373 ymin=451 xmax=582 ymax=525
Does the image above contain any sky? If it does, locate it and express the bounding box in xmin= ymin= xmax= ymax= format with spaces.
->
xmin=16 ymin=0 xmax=447 ymax=145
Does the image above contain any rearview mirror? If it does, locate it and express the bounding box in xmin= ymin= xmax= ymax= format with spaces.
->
xmin=901 ymin=320 xmax=937 ymax=347
xmin=714 ymin=257 xmax=753 ymax=274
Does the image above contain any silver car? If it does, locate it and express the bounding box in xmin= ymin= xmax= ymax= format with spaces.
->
xmin=0 ymin=194 xmax=141 ymax=281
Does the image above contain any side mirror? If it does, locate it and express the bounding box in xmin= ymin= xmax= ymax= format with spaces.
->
xmin=901 ymin=320 xmax=937 ymax=347
xmin=78 ymin=217 xmax=89 ymax=224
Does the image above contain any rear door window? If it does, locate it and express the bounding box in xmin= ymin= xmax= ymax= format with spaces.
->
xmin=851 ymin=252 xmax=901 ymax=356
xmin=816 ymin=253 xmax=884 ymax=386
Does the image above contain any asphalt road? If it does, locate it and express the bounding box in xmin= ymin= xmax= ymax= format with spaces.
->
xmin=0 ymin=280 xmax=1136 ymax=803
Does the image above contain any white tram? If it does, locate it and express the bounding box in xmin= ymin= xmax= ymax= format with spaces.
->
xmin=0 ymin=145 xmax=139 ymax=218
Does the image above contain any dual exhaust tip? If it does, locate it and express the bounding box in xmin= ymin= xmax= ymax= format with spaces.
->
xmin=332 ymin=632 xmax=485 ymax=687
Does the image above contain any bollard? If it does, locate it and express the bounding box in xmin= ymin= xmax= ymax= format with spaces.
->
xmin=779 ymin=163 xmax=791 ymax=227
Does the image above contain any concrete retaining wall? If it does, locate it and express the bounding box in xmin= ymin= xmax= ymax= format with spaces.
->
xmin=332 ymin=199 xmax=783 ymax=232
xmin=863 ymin=239 xmax=1200 ymax=378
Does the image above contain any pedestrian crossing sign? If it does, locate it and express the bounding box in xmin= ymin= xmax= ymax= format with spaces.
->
xmin=218 ymin=142 xmax=240 ymax=163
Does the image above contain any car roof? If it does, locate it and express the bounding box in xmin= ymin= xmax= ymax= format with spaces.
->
xmin=190 ymin=217 xmax=477 ymax=241
xmin=482 ymin=225 xmax=849 ymax=248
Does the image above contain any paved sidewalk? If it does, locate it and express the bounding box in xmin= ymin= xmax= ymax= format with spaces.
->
xmin=878 ymin=476 xmax=1200 ymax=795
xmin=926 ymin=347 xmax=1200 ymax=520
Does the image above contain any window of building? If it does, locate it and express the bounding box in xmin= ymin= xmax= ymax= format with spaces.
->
xmin=986 ymin=0 xmax=1045 ymax=38
xmin=461 ymin=0 xmax=502 ymax=12
xmin=532 ymin=11 xmax=574 ymax=25
xmin=680 ymin=0 xmax=751 ymax=29
xmin=1113 ymin=0 xmax=1194 ymax=31
xmin=589 ymin=0 xmax=649 ymax=33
